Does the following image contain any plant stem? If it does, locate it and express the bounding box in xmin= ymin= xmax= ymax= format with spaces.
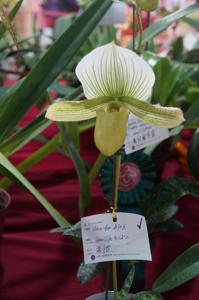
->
xmin=132 ymin=4 xmax=136 ymax=51
xmin=145 ymin=12 xmax=151 ymax=51
xmin=105 ymin=261 xmax=111 ymax=300
xmin=112 ymin=153 xmax=121 ymax=300
xmin=112 ymin=261 xmax=118 ymax=300
xmin=135 ymin=6 xmax=143 ymax=54
xmin=89 ymin=153 xmax=106 ymax=184
xmin=113 ymin=154 xmax=121 ymax=211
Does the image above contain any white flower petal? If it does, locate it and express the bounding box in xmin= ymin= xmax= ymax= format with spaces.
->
xmin=76 ymin=42 xmax=155 ymax=100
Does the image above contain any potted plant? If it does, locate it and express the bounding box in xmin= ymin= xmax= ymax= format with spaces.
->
xmin=0 ymin=1 xmax=199 ymax=299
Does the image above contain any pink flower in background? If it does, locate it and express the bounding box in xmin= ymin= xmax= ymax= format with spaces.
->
xmin=159 ymin=0 xmax=195 ymax=12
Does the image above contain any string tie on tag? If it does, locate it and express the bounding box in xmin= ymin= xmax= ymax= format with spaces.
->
xmin=111 ymin=206 xmax=117 ymax=222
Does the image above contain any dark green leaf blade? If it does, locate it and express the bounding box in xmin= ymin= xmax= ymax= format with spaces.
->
xmin=52 ymin=221 xmax=82 ymax=239
xmin=188 ymin=129 xmax=199 ymax=180
xmin=185 ymin=100 xmax=199 ymax=128
xmin=153 ymin=243 xmax=199 ymax=293
xmin=0 ymin=113 xmax=50 ymax=157
xmin=60 ymin=124 xmax=90 ymax=215
xmin=139 ymin=177 xmax=199 ymax=224
xmin=147 ymin=205 xmax=178 ymax=225
xmin=183 ymin=17 xmax=199 ymax=31
xmin=0 ymin=153 xmax=68 ymax=227
xmin=77 ymin=261 xmax=104 ymax=284
xmin=118 ymin=266 xmax=135 ymax=300
xmin=134 ymin=291 xmax=164 ymax=300
xmin=0 ymin=0 xmax=112 ymax=141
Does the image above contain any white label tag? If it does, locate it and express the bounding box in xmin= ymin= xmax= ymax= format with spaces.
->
xmin=125 ymin=114 xmax=170 ymax=154
xmin=81 ymin=213 xmax=152 ymax=264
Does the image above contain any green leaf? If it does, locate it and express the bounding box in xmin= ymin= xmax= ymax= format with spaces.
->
xmin=144 ymin=52 xmax=198 ymax=106
xmin=149 ymin=219 xmax=184 ymax=234
xmin=0 ymin=113 xmax=50 ymax=157
xmin=153 ymin=243 xmax=199 ymax=293
xmin=54 ymin=14 xmax=75 ymax=39
xmin=60 ymin=124 xmax=90 ymax=215
xmin=66 ymin=122 xmax=80 ymax=149
xmin=0 ymin=0 xmax=112 ymax=141
xmin=52 ymin=221 xmax=82 ymax=239
xmin=0 ymin=82 xmax=20 ymax=105
xmin=147 ymin=205 xmax=178 ymax=225
xmin=77 ymin=261 xmax=104 ymax=284
xmin=152 ymin=58 xmax=176 ymax=105
xmin=0 ymin=134 xmax=60 ymax=189
xmin=48 ymin=82 xmax=76 ymax=96
xmin=139 ymin=177 xmax=199 ymax=224
xmin=172 ymin=37 xmax=183 ymax=61
xmin=0 ymin=153 xmax=69 ymax=227
xmin=183 ymin=17 xmax=199 ymax=31
xmin=118 ymin=266 xmax=135 ymax=300
xmin=0 ymin=0 xmax=23 ymax=39
xmin=170 ymin=125 xmax=184 ymax=137
xmin=152 ymin=59 xmax=195 ymax=106
xmin=134 ymin=291 xmax=164 ymax=300
xmin=187 ymin=86 xmax=199 ymax=104
xmin=188 ymin=129 xmax=199 ymax=180
xmin=185 ymin=99 xmax=199 ymax=128
xmin=132 ymin=4 xmax=199 ymax=47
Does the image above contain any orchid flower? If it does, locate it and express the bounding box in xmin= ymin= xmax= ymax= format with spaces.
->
xmin=46 ymin=42 xmax=184 ymax=156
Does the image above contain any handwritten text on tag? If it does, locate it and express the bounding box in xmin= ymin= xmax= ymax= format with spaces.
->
xmin=81 ymin=213 xmax=152 ymax=264
xmin=125 ymin=114 xmax=170 ymax=154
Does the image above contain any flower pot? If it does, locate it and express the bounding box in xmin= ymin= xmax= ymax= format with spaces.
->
xmin=100 ymin=2 xmax=127 ymax=25
xmin=85 ymin=291 xmax=133 ymax=300
xmin=0 ymin=189 xmax=11 ymax=237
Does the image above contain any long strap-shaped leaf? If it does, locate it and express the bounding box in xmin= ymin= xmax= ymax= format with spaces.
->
xmin=0 ymin=0 xmax=112 ymax=141
xmin=152 ymin=243 xmax=199 ymax=293
xmin=0 ymin=113 xmax=50 ymax=157
xmin=0 ymin=153 xmax=69 ymax=227
xmin=60 ymin=124 xmax=90 ymax=216
xmin=118 ymin=265 xmax=135 ymax=300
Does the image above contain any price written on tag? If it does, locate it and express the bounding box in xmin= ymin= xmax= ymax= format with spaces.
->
xmin=125 ymin=114 xmax=170 ymax=154
xmin=81 ymin=213 xmax=152 ymax=264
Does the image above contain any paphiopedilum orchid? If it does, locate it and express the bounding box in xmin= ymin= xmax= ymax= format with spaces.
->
xmin=46 ymin=42 xmax=184 ymax=156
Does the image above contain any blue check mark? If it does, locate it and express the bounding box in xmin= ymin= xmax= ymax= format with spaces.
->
xmin=137 ymin=218 xmax=143 ymax=230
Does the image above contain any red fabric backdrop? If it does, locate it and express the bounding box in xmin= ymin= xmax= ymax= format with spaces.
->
xmin=0 ymin=108 xmax=199 ymax=300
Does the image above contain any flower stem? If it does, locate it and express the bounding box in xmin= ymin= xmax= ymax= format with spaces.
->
xmin=132 ymin=4 xmax=136 ymax=51
xmin=136 ymin=6 xmax=143 ymax=54
xmin=145 ymin=12 xmax=151 ymax=51
xmin=112 ymin=153 xmax=121 ymax=300
xmin=112 ymin=261 xmax=118 ymax=300
xmin=113 ymin=154 xmax=121 ymax=211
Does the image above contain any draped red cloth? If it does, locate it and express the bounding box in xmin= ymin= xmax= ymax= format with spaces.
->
xmin=0 ymin=108 xmax=199 ymax=300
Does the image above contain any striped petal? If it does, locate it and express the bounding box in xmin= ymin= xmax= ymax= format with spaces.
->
xmin=76 ymin=42 xmax=155 ymax=100
xmin=45 ymin=97 xmax=112 ymax=122
xmin=120 ymin=96 xmax=185 ymax=128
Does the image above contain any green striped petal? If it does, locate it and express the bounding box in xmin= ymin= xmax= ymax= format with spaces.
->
xmin=76 ymin=42 xmax=155 ymax=100
xmin=120 ymin=96 xmax=185 ymax=128
xmin=94 ymin=106 xmax=129 ymax=156
xmin=45 ymin=97 xmax=112 ymax=122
